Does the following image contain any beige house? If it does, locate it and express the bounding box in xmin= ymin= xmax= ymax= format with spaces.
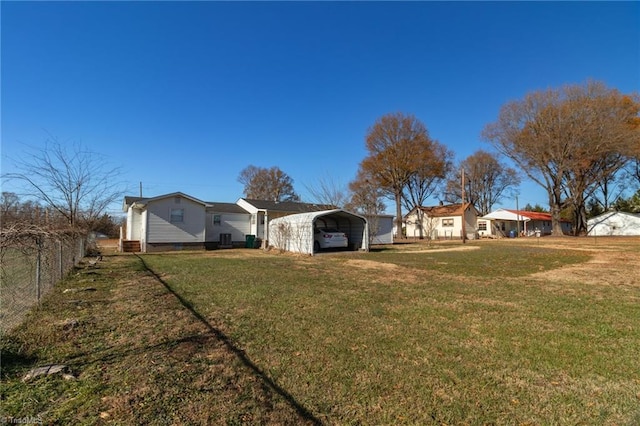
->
xmin=404 ymin=203 xmax=479 ymax=240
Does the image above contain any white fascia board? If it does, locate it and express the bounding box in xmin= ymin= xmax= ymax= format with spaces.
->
xmin=236 ymin=198 xmax=259 ymax=214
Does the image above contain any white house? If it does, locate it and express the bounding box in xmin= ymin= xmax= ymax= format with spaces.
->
xmin=404 ymin=203 xmax=478 ymax=240
xmin=122 ymin=192 xmax=371 ymax=252
xmin=587 ymin=211 xmax=640 ymax=236
xmin=123 ymin=192 xmax=209 ymax=252
xmin=268 ymin=209 xmax=369 ymax=255
xmin=479 ymin=209 xmax=572 ymax=237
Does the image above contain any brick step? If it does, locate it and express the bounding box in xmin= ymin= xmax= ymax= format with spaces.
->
xmin=121 ymin=240 xmax=141 ymax=252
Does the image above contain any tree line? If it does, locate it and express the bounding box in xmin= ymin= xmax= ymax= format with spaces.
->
xmin=2 ymin=140 xmax=124 ymax=239
xmin=2 ymin=80 xmax=638 ymax=239
xmin=238 ymin=81 xmax=640 ymax=237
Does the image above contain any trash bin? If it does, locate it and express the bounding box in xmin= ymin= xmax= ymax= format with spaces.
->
xmin=509 ymin=230 xmax=516 ymax=238
xmin=535 ymin=230 xmax=541 ymax=238
xmin=245 ymin=234 xmax=256 ymax=248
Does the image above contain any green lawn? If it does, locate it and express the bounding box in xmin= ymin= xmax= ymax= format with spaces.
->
xmin=2 ymin=239 xmax=639 ymax=425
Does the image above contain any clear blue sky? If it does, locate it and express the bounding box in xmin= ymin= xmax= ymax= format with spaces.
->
xmin=2 ymin=1 xmax=639 ymax=217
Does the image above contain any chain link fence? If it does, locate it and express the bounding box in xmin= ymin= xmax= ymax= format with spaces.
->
xmin=1 ymin=233 xmax=88 ymax=333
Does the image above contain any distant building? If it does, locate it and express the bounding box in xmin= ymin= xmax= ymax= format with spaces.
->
xmin=587 ymin=211 xmax=640 ymax=236
xmin=479 ymin=209 xmax=571 ymax=237
xmin=404 ymin=203 xmax=478 ymax=240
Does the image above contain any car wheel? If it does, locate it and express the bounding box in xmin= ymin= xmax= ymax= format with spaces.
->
xmin=314 ymin=241 xmax=320 ymax=252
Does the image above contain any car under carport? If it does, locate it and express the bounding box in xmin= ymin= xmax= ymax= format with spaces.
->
xmin=268 ymin=209 xmax=369 ymax=255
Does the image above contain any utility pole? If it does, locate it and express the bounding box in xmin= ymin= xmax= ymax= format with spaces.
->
xmin=461 ymin=168 xmax=466 ymax=244
xmin=516 ymin=195 xmax=520 ymax=237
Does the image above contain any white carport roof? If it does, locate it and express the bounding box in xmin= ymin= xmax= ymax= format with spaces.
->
xmin=268 ymin=209 xmax=369 ymax=255
xmin=481 ymin=209 xmax=531 ymax=222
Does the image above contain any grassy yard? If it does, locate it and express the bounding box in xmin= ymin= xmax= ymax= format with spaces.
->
xmin=2 ymin=238 xmax=639 ymax=425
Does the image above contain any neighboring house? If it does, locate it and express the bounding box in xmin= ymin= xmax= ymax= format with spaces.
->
xmin=404 ymin=203 xmax=479 ymax=240
xmin=479 ymin=209 xmax=571 ymax=237
xmin=587 ymin=211 xmax=640 ymax=236
xmin=268 ymin=209 xmax=369 ymax=256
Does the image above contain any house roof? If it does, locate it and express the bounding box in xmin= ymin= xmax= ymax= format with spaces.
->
xmin=505 ymin=209 xmax=552 ymax=221
xmin=123 ymin=192 xmax=337 ymax=214
xmin=406 ymin=203 xmax=473 ymax=218
xmin=587 ymin=210 xmax=640 ymax=223
xmin=238 ymin=198 xmax=336 ymax=213
xmin=122 ymin=192 xmax=209 ymax=211
xmin=481 ymin=208 xmax=570 ymax=222
xmin=205 ymin=202 xmax=248 ymax=214
xmin=123 ymin=196 xmax=145 ymax=208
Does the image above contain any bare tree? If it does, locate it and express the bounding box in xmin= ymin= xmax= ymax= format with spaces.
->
xmin=589 ymin=168 xmax=629 ymax=212
xmin=346 ymin=168 xmax=387 ymax=243
xmin=2 ymin=139 xmax=124 ymax=230
xmin=238 ymin=165 xmax=300 ymax=202
xmin=443 ymin=150 xmax=520 ymax=215
xmin=402 ymin=141 xmax=453 ymax=213
xmin=360 ymin=112 xmax=443 ymax=238
xmin=1 ymin=192 xmax=20 ymax=223
xmin=346 ymin=168 xmax=386 ymax=217
xmin=483 ymin=81 xmax=640 ymax=235
xmin=304 ymin=174 xmax=348 ymax=208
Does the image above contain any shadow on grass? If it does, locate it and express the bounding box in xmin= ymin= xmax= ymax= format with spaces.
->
xmin=0 ymin=337 xmax=38 ymax=379
xmin=135 ymin=254 xmax=323 ymax=426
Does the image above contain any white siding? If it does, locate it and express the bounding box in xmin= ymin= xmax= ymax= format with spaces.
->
xmin=140 ymin=210 xmax=147 ymax=251
xmin=126 ymin=206 xmax=143 ymax=240
xmin=405 ymin=211 xmax=465 ymax=239
xmin=147 ymin=196 xmax=205 ymax=243
xmin=270 ymin=217 xmax=315 ymax=254
xmin=369 ymin=216 xmax=394 ymax=244
xmin=206 ymin=212 xmax=252 ymax=242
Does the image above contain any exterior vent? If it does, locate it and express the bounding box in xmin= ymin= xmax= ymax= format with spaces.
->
xmin=219 ymin=233 xmax=232 ymax=248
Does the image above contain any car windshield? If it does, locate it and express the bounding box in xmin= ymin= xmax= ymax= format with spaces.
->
xmin=320 ymin=228 xmax=340 ymax=233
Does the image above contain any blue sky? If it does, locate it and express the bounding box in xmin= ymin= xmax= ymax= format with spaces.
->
xmin=2 ymin=1 xmax=639 ymax=217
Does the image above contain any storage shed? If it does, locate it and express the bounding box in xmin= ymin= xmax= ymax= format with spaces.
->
xmin=587 ymin=211 xmax=640 ymax=236
xmin=366 ymin=214 xmax=395 ymax=244
xmin=268 ymin=209 xmax=369 ymax=255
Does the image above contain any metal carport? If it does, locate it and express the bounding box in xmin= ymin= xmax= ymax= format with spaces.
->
xmin=268 ymin=209 xmax=369 ymax=255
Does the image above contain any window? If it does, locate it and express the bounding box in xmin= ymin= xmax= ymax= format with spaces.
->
xmin=478 ymin=221 xmax=487 ymax=231
xmin=170 ymin=208 xmax=184 ymax=223
xmin=442 ymin=218 xmax=454 ymax=227
xmin=213 ymin=214 xmax=221 ymax=225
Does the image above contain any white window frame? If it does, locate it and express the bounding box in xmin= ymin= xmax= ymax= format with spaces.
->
xmin=170 ymin=208 xmax=184 ymax=223
xmin=442 ymin=218 xmax=454 ymax=227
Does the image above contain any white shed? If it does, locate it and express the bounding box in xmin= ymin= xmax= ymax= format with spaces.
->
xmin=268 ymin=209 xmax=369 ymax=255
xmin=366 ymin=214 xmax=395 ymax=244
xmin=587 ymin=211 xmax=640 ymax=236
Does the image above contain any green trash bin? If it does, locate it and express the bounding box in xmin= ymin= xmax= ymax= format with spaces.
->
xmin=245 ymin=234 xmax=256 ymax=248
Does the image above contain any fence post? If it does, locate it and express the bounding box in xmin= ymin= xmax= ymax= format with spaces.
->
xmin=58 ymin=240 xmax=63 ymax=281
xmin=35 ymin=237 xmax=42 ymax=302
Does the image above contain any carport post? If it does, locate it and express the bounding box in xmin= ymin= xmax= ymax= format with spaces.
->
xmin=261 ymin=209 xmax=268 ymax=249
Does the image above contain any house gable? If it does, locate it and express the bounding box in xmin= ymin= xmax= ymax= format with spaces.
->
xmin=404 ymin=203 xmax=477 ymax=239
xmin=145 ymin=194 xmax=206 ymax=244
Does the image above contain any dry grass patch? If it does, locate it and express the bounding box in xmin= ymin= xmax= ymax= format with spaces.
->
xmin=3 ymin=239 xmax=640 ymax=425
